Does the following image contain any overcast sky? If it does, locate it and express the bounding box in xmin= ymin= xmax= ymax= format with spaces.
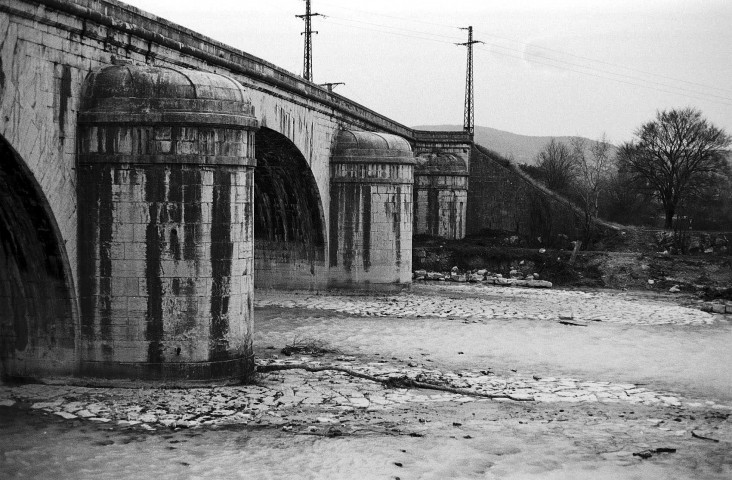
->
xmin=122 ymin=0 xmax=732 ymax=143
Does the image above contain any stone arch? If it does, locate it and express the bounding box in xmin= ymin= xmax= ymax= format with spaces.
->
xmin=254 ymin=127 xmax=327 ymax=289
xmin=0 ymin=134 xmax=77 ymax=377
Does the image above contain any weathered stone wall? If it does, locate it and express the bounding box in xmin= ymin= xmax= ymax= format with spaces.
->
xmin=467 ymin=145 xmax=589 ymax=245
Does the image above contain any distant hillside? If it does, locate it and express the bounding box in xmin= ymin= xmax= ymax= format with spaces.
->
xmin=414 ymin=124 xmax=613 ymax=165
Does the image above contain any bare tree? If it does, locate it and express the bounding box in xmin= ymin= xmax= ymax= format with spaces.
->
xmin=570 ymin=135 xmax=613 ymax=239
xmin=535 ymin=138 xmax=575 ymax=193
xmin=618 ymin=108 xmax=731 ymax=229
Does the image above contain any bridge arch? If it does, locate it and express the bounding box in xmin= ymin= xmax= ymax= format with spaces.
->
xmin=0 ymin=134 xmax=77 ymax=377
xmin=253 ymin=127 xmax=327 ymax=289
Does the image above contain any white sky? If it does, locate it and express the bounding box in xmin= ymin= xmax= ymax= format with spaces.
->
xmin=122 ymin=0 xmax=732 ymax=143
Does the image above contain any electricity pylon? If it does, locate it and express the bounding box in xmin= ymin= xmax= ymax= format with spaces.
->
xmin=296 ymin=0 xmax=323 ymax=82
xmin=456 ymin=26 xmax=484 ymax=135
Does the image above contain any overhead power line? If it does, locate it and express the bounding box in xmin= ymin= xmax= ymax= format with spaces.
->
xmin=325 ymin=18 xmax=461 ymax=45
xmin=318 ymin=0 xmax=461 ymax=31
xmin=318 ymin=4 xmax=732 ymax=101
xmin=320 ymin=15 xmax=732 ymax=107
xmin=470 ymin=27 xmax=732 ymax=96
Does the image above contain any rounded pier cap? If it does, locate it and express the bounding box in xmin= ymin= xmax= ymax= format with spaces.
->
xmin=79 ymin=63 xmax=257 ymax=128
xmin=332 ymin=130 xmax=415 ymax=165
xmin=415 ymin=152 xmax=468 ymax=176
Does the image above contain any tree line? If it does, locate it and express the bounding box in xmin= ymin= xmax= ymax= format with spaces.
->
xmin=520 ymin=108 xmax=732 ymax=239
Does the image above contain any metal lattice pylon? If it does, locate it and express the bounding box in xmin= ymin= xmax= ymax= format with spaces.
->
xmin=296 ymin=0 xmax=322 ymax=82
xmin=456 ymin=26 xmax=483 ymax=134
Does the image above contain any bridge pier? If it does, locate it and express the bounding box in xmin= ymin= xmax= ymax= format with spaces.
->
xmin=414 ymin=152 xmax=468 ymax=239
xmin=328 ymin=130 xmax=414 ymax=290
xmin=76 ymin=65 xmax=258 ymax=380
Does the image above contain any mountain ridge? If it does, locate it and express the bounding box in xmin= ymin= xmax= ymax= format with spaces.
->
xmin=414 ymin=124 xmax=611 ymax=166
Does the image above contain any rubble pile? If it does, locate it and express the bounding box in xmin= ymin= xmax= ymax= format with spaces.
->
xmin=413 ymin=266 xmax=553 ymax=288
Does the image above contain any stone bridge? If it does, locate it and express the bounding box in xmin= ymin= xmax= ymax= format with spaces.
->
xmin=0 ymin=0 xmax=472 ymax=381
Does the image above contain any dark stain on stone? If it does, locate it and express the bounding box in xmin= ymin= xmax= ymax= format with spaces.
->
xmin=183 ymin=169 xmax=201 ymax=261
xmin=145 ymin=167 xmax=165 ymax=364
xmin=58 ymin=65 xmax=72 ymax=138
xmin=183 ymin=278 xmax=197 ymax=334
xmin=96 ymin=127 xmax=105 ymax=153
xmin=105 ymin=126 xmax=115 ymax=154
xmin=98 ymin=167 xmax=113 ymax=358
xmin=78 ymin=165 xmax=97 ymax=339
xmin=210 ymin=169 xmax=232 ymax=361
xmin=448 ymin=194 xmax=457 ymax=238
xmin=169 ymin=228 xmax=180 ymax=260
xmin=394 ymin=187 xmax=402 ymax=267
xmin=168 ymin=165 xmax=182 ymax=224
xmin=362 ymin=185 xmax=371 ymax=271
xmin=340 ymin=184 xmax=359 ymax=272
xmin=428 ymin=187 xmax=439 ymax=236
xmin=329 ymin=182 xmax=339 ymax=268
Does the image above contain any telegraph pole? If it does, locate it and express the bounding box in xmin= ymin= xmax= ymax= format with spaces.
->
xmin=296 ymin=0 xmax=323 ymax=82
xmin=456 ymin=26 xmax=483 ymax=135
xmin=320 ymin=82 xmax=344 ymax=92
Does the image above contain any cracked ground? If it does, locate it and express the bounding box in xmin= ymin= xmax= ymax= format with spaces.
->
xmin=1 ymin=284 xmax=731 ymax=479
